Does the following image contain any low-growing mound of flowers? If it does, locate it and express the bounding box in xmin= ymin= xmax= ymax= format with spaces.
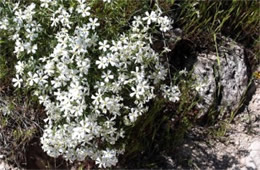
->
xmin=0 ymin=0 xmax=180 ymax=168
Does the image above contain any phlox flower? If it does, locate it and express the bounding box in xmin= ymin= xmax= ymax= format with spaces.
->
xmin=142 ymin=11 xmax=157 ymax=25
xmin=91 ymin=89 xmax=103 ymax=105
xmin=77 ymin=4 xmax=91 ymax=17
xmin=27 ymin=71 xmax=38 ymax=86
xmin=40 ymin=0 xmax=52 ymax=8
xmin=15 ymin=61 xmax=25 ymax=75
xmin=101 ymin=70 xmax=114 ymax=83
xmin=161 ymin=85 xmax=181 ymax=103
xmin=99 ymin=40 xmax=110 ymax=52
xmin=106 ymin=53 xmax=118 ymax=67
xmin=96 ymin=56 xmax=109 ymax=69
xmin=0 ymin=18 xmax=9 ymax=30
xmin=130 ymin=85 xmax=143 ymax=99
xmin=24 ymin=43 xmax=37 ymax=54
xmin=103 ymin=0 xmax=112 ymax=3
xmin=96 ymin=149 xmax=118 ymax=168
xmin=88 ymin=18 xmax=100 ymax=30
xmin=5 ymin=1 xmax=178 ymax=168
xmin=14 ymin=39 xmax=25 ymax=54
xmin=99 ymin=97 xmax=113 ymax=114
xmin=12 ymin=75 xmax=23 ymax=88
xmin=110 ymin=40 xmax=122 ymax=52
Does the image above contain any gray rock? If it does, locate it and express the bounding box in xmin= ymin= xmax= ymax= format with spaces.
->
xmin=240 ymin=139 xmax=260 ymax=170
xmin=193 ymin=53 xmax=217 ymax=118
xmin=248 ymin=140 xmax=260 ymax=169
xmin=193 ymin=36 xmax=248 ymax=119
xmin=248 ymin=69 xmax=260 ymax=117
xmin=218 ymin=38 xmax=248 ymax=112
xmin=0 ymin=160 xmax=21 ymax=170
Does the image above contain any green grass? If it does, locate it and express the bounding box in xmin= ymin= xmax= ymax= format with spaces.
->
xmin=0 ymin=55 xmax=8 ymax=80
xmin=170 ymin=1 xmax=259 ymax=40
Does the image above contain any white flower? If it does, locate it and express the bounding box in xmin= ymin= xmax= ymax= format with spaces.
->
xmin=118 ymin=73 xmax=128 ymax=84
xmin=14 ymin=9 xmax=24 ymax=25
xmin=77 ymin=0 xmax=86 ymax=4
xmin=130 ymin=85 xmax=142 ymax=99
xmin=195 ymin=82 xmax=207 ymax=93
xmin=69 ymin=81 xmax=84 ymax=101
xmin=50 ymin=16 xmax=59 ymax=27
xmin=27 ymin=71 xmax=38 ymax=86
xmin=40 ymin=0 xmax=52 ymax=8
xmin=51 ymin=7 xmax=71 ymax=28
xmin=0 ymin=18 xmax=9 ymax=30
xmin=88 ymin=18 xmax=100 ymax=30
xmin=96 ymin=56 xmax=108 ymax=69
xmin=76 ymin=4 xmax=91 ymax=17
xmin=132 ymin=16 xmax=142 ymax=28
xmin=161 ymin=85 xmax=181 ymax=102
xmin=25 ymin=28 xmax=38 ymax=41
xmin=44 ymin=61 xmax=55 ymax=76
xmin=39 ymin=95 xmax=50 ymax=105
xmin=168 ymin=86 xmax=180 ymax=102
xmin=25 ymin=43 xmax=37 ymax=54
xmin=96 ymin=149 xmax=118 ymax=168
xmin=74 ymin=100 xmax=87 ymax=116
xmin=99 ymin=97 xmax=113 ymax=113
xmin=91 ymin=89 xmax=103 ymax=105
xmin=12 ymin=75 xmax=23 ymax=88
xmin=4 ymin=1 xmax=178 ymax=167
xmin=158 ymin=16 xmax=173 ymax=32
xmin=131 ymin=67 xmax=144 ymax=82
xmin=162 ymin=46 xmax=171 ymax=53
xmin=103 ymin=0 xmax=112 ymax=3
xmin=179 ymin=68 xmax=188 ymax=76
xmin=15 ymin=61 xmax=25 ymax=75
xmin=106 ymin=53 xmax=118 ymax=67
xmin=130 ymin=80 xmax=149 ymax=99
xmin=72 ymin=127 xmax=85 ymax=140
xmin=142 ymin=11 xmax=157 ymax=25
xmin=111 ymin=40 xmax=122 ymax=52
xmin=128 ymin=108 xmax=139 ymax=122
xmin=101 ymin=70 xmax=114 ymax=83
xmin=77 ymin=58 xmax=90 ymax=75
xmin=14 ymin=39 xmax=25 ymax=54
xmin=152 ymin=64 xmax=167 ymax=83
xmin=37 ymin=73 xmax=49 ymax=86
xmin=99 ymin=40 xmax=110 ymax=52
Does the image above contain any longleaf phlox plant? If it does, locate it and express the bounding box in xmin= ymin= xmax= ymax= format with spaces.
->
xmin=0 ymin=0 xmax=182 ymax=168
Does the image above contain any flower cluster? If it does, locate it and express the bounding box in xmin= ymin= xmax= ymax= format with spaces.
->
xmin=0 ymin=1 xmax=180 ymax=168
